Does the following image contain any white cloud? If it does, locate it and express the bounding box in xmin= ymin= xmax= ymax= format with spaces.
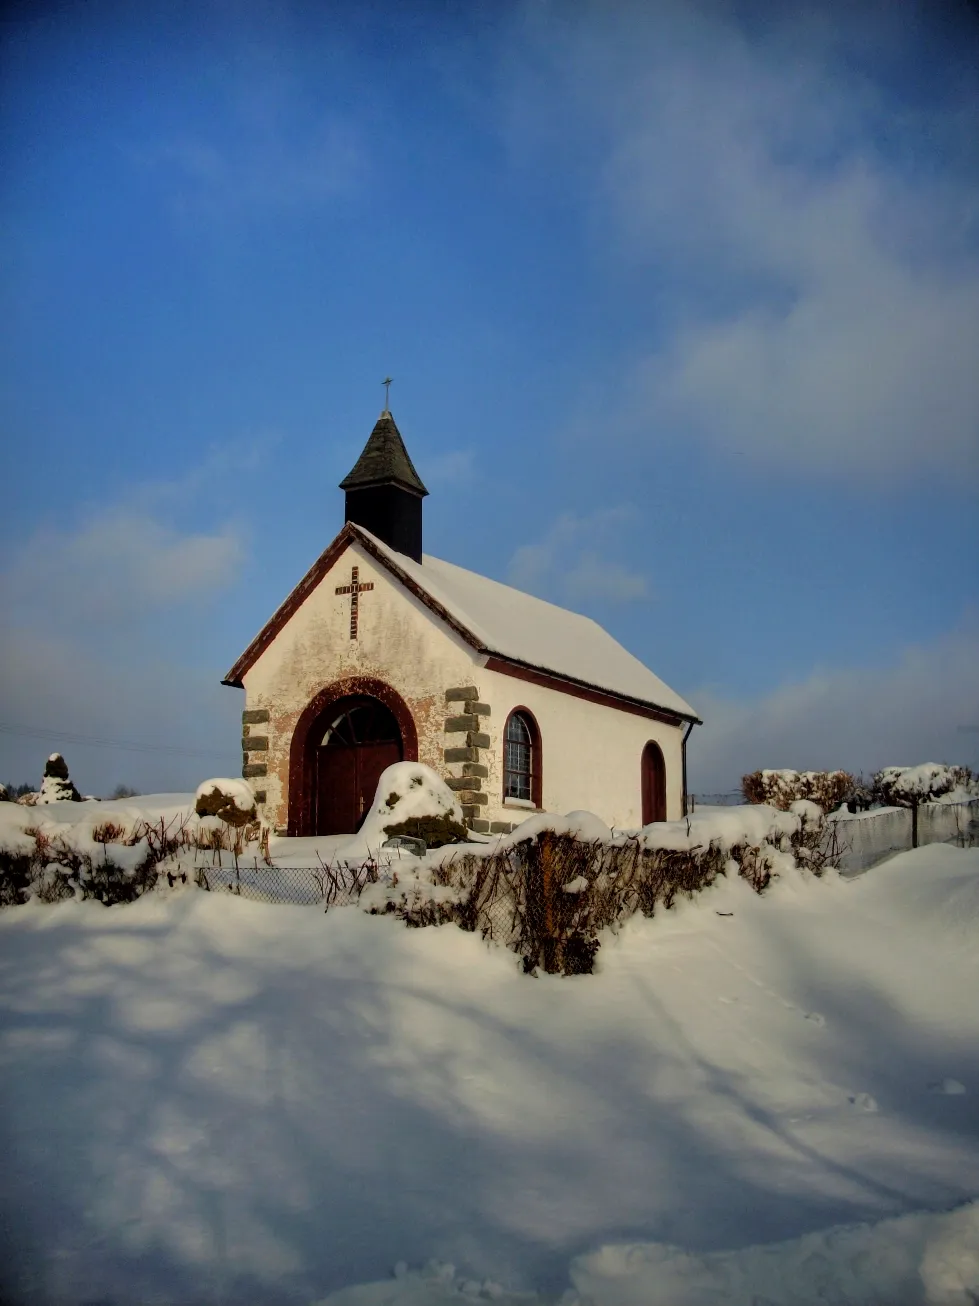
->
xmin=687 ymin=620 xmax=979 ymax=794
xmin=153 ymin=115 xmax=365 ymax=221
xmin=508 ymin=507 xmax=649 ymax=604
xmin=504 ymin=3 xmax=979 ymax=480
xmin=0 ymin=486 xmax=247 ymax=794
xmin=2 ymin=512 xmax=243 ymax=629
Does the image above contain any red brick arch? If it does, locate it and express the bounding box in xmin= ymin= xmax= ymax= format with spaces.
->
xmin=288 ymin=677 xmax=418 ymax=836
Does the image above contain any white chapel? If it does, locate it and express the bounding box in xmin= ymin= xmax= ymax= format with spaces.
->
xmin=223 ymin=408 xmax=701 ymax=836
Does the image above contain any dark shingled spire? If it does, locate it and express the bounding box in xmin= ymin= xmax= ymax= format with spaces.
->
xmin=339 ymin=410 xmax=428 ymax=497
xmin=340 ymin=409 xmax=428 ymax=562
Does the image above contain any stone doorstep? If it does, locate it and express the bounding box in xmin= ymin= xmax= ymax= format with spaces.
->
xmin=242 ymin=708 xmax=270 ymax=724
xmin=445 ymin=686 xmax=479 ymax=703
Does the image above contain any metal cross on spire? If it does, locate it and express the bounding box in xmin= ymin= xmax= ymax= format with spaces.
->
xmin=382 ymin=376 xmax=393 ymax=412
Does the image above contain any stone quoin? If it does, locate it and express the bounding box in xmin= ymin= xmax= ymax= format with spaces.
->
xmin=223 ymin=402 xmax=701 ymax=836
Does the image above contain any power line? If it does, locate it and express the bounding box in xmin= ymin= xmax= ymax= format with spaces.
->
xmin=0 ymin=722 xmax=232 ymax=760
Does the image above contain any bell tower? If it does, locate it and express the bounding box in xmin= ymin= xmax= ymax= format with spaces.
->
xmin=339 ymin=406 xmax=428 ymax=563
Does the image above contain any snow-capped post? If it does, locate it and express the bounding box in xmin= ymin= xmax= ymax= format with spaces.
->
xmin=37 ymin=754 xmax=83 ymax=804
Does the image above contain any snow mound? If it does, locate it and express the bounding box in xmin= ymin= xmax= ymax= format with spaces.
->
xmin=569 ymin=1199 xmax=979 ymax=1306
xmin=195 ymin=777 xmax=257 ymax=822
xmin=354 ymin=762 xmax=464 ymax=850
xmin=37 ymin=753 xmax=82 ymax=804
xmin=500 ymin=809 xmax=613 ymax=847
xmin=312 ymin=1259 xmax=542 ymax=1304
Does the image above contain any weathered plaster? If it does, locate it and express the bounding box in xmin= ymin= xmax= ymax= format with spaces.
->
xmin=241 ymin=539 xmax=481 ymax=830
xmin=237 ymin=536 xmax=685 ymax=833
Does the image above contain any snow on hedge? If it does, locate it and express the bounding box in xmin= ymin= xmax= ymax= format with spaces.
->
xmin=875 ymin=763 xmax=975 ymax=805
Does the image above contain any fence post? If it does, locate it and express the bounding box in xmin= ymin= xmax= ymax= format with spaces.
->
xmin=539 ymin=830 xmax=561 ymax=973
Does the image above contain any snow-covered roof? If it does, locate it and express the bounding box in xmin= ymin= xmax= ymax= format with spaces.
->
xmin=225 ymin=523 xmax=699 ymax=722
xmin=360 ymin=528 xmax=699 ymax=721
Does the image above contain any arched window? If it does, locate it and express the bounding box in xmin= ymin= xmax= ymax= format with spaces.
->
xmin=504 ymin=708 xmax=541 ymax=807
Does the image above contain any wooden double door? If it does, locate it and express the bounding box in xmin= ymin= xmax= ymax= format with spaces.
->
xmin=314 ymin=696 xmax=403 ymax=835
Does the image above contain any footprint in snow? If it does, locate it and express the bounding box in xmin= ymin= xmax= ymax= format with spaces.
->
xmin=928 ymin=1078 xmax=966 ymax=1095
xmin=805 ymin=1012 xmax=826 ymax=1027
xmin=848 ymin=1092 xmax=878 ymax=1112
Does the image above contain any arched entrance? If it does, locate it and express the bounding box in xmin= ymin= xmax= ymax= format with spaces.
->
xmin=288 ymin=678 xmax=418 ymax=836
xmin=314 ymin=696 xmax=402 ymax=834
xmin=641 ymin=741 xmax=667 ymax=825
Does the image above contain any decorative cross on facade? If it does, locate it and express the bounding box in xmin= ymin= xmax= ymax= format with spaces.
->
xmin=382 ymin=376 xmax=393 ymax=411
xmin=335 ymin=565 xmax=374 ymax=639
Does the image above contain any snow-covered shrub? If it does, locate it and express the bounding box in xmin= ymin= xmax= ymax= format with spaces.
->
xmin=360 ymin=762 xmax=467 ymax=849
xmin=369 ymin=805 xmax=823 ymax=976
xmin=195 ymin=778 xmax=257 ymax=828
xmin=872 ymin=764 xmax=976 ymax=847
xmin=873 ymin=763 xmax=973 ymax=806
xmin=36 ymin=754 xmax=83 ymax=804
xmin=0 ymin=803 xmax=186 ymax=907
xmin=0 ymin=784 xmax=9 ymax=803
xmin=741 ymin=769 xmax=853 ymax=813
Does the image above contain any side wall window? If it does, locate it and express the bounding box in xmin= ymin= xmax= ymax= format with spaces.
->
xmin=504 ymin=709 xmax=541 ymax=807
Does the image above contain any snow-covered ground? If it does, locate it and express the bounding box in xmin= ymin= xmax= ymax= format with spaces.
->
xmin=1 ymin=845 xmax=978 ymax=1304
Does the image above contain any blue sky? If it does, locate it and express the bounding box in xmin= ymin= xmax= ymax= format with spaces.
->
xmin=1 ymin=0 xmax=978 ymax=796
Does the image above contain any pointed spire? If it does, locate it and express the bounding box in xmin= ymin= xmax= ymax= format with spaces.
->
xmin=339 ymin=410 xmax=429 ymax=498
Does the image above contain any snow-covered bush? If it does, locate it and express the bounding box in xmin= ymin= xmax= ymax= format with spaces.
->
xmin=360 ymin=761 xmax=467 ymax=849
xmin=36 ymin=754 xmax=83 ymax=804
xmin=368 ymin=804 xmax=830 ymax=976
xmin=195 ymin=778 xmax=257 ymax=828
xmin=741 ymin=769 xmax=853 ymax=813
xmin=872 ymin=764 xmax=976 ymax=847
xmin=873 ymin=763 xmax=973 ymax=806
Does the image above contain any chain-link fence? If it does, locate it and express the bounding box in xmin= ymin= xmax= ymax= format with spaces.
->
xmin=186 ymin=856 xmax=384 ymax=907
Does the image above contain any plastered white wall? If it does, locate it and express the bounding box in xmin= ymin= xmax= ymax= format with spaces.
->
xmin=479 ymin=665 xmax=685 ymax=829
xmin=241 ymin=540 xmax=480 ymax=830
xmin=236 ymin=538 xmax=687 ymax=833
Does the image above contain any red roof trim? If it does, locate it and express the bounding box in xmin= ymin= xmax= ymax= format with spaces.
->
xmin=483 ymin=655 xmax=701 ymax=726
xmin=223 ymin=525 xmax=701 ymax=727
xmin=222 ymin=523 xmax=481 ymax=687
